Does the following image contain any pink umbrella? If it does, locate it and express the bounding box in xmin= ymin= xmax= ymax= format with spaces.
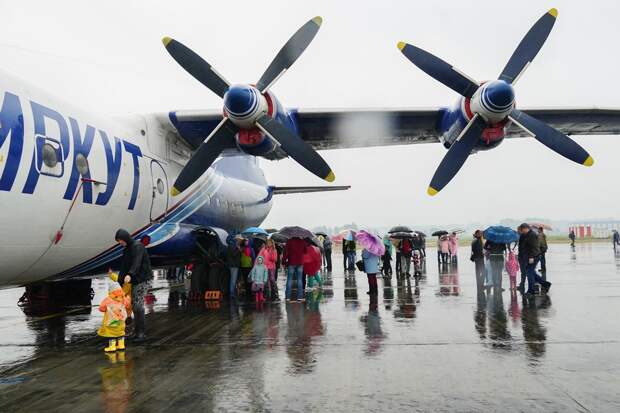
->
xmin=355 ymin=230 xmax=385 ymax=256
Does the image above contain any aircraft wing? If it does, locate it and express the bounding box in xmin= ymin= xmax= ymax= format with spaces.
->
xmin=291 ymin=108 xmax=442 ymax=150
xmin=504 ymin=108 xmax=620 ymax=138
xmin=166 ymin=107 xmax=620 ymax=151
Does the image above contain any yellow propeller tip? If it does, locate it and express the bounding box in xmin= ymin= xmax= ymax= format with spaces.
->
xmin=548 ymin=8 xmax=558 ymax=18
xmin=427 ymin=187 xmax=439 ymax=196
xmin=162 ymin=36 xmax=173 ymax=46
xmin=325 ymin=171 xmax=336 ymax=183
xmin=312 ymin=16 xmax=323 ymax=26
xmin=170 ymin=187 xmax=180 ymax=196
xmin=583 ymin=156 xmax=594 ymax=167
xmin=397 ymin=41 xmax=407 ymax=51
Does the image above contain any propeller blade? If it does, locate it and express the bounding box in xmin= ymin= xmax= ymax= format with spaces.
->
xmin=498 ymin=9 xmax=558 ymax=84
xmin=255 ymin=17 xmax=323 ymax=93
xmin=397 ymin=42 xmax=479 ymax=98
xmin=255 ymin=114 xmax=334 ymax=182
xmin=171 ymin=118 xmax=238 ymax=195
xmin=162 ymin=37 xmax=230 ymax=98
xmin=428 ymin=114 xmax=486 ymax=196
xmin=509 ymin=109 xmax=594 ymax=167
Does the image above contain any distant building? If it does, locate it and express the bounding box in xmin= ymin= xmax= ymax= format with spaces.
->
xmin=568 ymin=220 xmax=620 ymax=239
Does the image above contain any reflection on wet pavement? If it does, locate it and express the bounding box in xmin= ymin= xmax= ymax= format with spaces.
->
xmin=1 ymin=244 xmax=620 ymax=411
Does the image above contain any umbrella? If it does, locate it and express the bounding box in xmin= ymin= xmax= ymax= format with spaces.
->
xmin=332 ymin=229 xmax=356 ymax=242
xmin=309 ymin=236 xmax=324 ymax=251
xmin=483 ymin=226 xmax=519 ymax=244
xmin=279 ymin=226 xmax=314 ymax=239
xmin=388 ymin=225 xmax=413 ymax=234
xmin=242 ymin=227 xmax=269 ymax=236
xmin=414 ymin=231 xmax=427 ymax=237
xmin=269 ymin=232 xmax=288 ymax=244
xmin=529 ymin=222 xmax=553 ymax=231
xmin=265 ymin=228 xmax=279 ymax=234
xmin=315 ymin=231 xmax=328 ymax=237
xmin=389 ymin=231 xmax=414 ymax=240
xmin=356 ymin=230 xmax=385 ymax=256
xmin=432 ymin=230 xmax=448 ymax=237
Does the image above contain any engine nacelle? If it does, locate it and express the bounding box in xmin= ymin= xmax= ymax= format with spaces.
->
xmin=469 ymin=80 xmax=515 ymax=123
xmin=223 ymin=84 xmax=269 ymax=129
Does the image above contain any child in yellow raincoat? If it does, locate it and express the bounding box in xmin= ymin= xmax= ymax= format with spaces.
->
xmin=98 ymin=280 xmax=131 ymax=352
xmin=109 ymin=271 xmax=132 ymax=317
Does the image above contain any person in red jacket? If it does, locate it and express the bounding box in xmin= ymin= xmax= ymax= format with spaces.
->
xmin=258 ymin=238 xmax=279 ymax=301
xmin=304 ymin=241 xmax=323 ymax=289
xmin=283 ymin=237 xmax=307 ymax=301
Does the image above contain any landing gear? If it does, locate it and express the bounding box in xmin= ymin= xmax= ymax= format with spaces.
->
xmin=18 ymin=279 xmax=94 ymax=314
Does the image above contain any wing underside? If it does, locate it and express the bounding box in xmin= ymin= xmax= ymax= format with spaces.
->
xmin=165 ymin=108 xmax=620 ymax=152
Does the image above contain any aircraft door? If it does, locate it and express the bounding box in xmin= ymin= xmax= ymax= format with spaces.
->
xmin=150 ymin=160 xmax=169 ymax=222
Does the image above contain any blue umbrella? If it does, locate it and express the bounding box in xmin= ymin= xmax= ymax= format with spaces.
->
xmin=242 ymin=227 xmax=269 ymax=237
xmin=483 ymin=226 xmax=519 ymax=244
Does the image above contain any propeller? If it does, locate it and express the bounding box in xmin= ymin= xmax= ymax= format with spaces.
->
xmin=163 ymin=16 xmax=334 ymax=195
xmin=398 ymin=8 xmax=594 ymax=196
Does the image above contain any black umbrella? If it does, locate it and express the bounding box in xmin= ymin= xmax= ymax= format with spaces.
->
xmin=432 ymin=230 xmax=448 ymax=237
xmin=388 ymin=225 xmax=413 ymax=234
xmin=269 ymin=232 xmax=288 ymax=244
xmin=414 ymin=231 xmax=427 ymax=237
xmin=279 ymin=226 xmax=314 ymax=239
xmin=265 ymin=228 xmax=279 ymax=234
xmin=389 ymin=231 xmax=414 ymax=239
xmin=314 ymin=231 xmax=328 ymax=237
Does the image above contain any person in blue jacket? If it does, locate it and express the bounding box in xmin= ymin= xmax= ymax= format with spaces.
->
xmin=362 ymin=248 xmax=380 ymax=296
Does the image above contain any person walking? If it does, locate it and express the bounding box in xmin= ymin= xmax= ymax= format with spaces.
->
xmin=226 ymin=240 xmax=241 ymax=299
xmin=98 ymin=280 xmax=131 ymax=352
xmin=518 ymin=223 xmax=551 ymax=296
xmin=439 ymin=236 xmax=450 ymax=265
xmin=283 ymin=237 xmax=307 ymax=301
xmin=304 ymin=241 xmax=323 ymax=290
xmin=471 ymin=230 xmax=485 ymax=291
xmin=239 ymin=239 xmax=255 ymax=300
xmin=569 ymin=230 xmax=576 ymax=247
xmin=448 ymin=232 xmax=459 ymax=264
xmin=613 ymin=230 xmax=620 ymax=252
xmin=400 ymin=237 xmax=413 ymax=277
xmin=382 ymin=238 xmax=393 ymax=277
xmin=115 ymin=229 xmax=152 ymax=342
xmin=538 ymin=227 xmax=548 ymax=274
xmin=362 ymin=247 xmax=380 ymax=296
xmin=484 ymin=239 xmax=506 ymax=290
xmin=343 ymin=240 xmax=357 ymax=271
xmin=249 ymin=256 xmax=269 ymax=305
xmin=258 ymin=238 xmax=279 ymax=301
xmin=323 ymin=236 xmax=333 ymax=272
xmin=505 ymin=250 xmax=520 ymax=291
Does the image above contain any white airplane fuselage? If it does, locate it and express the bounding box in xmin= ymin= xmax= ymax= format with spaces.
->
xmin=0 ymin=70 xmax=272 ymax=287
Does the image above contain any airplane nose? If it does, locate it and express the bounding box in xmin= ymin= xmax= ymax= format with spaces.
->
xmin=483 ymin=80 xmax=515 ymax=112
xmin=224 ymin=85 xmax=257 ymax=117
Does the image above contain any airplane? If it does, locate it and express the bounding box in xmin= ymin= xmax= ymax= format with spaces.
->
xmin=1 ymin=10 xmax=620 ymax=292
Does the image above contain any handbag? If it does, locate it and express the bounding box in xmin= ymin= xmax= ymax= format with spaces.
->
xmin=355 ymin=260 xmax=365 ymax=272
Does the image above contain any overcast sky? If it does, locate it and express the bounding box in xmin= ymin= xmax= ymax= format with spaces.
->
xmin=1 ymin=0 xmax=619 ymax=229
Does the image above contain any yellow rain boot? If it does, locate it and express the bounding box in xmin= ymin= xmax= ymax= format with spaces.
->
xmin=117 ymin=337 xmax=125 ymax=351
xmin=104 ymin=339 xmax=117 ymax=352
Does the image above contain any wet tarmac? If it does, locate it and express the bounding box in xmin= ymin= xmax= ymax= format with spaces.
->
xmin=1 ymin=243 xmax=620 ymax=412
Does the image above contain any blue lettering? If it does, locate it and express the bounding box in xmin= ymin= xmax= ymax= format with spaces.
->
xmin=95 ymin=131 xmax=121 ymax=206
xmin=22 ymin=102 xmax=70 ymax=194
xmin=123 ymin=141 xmax=142 ymax=210
xmin=63 ymin=118 xmax=95 ymax=203
xmin=0 ymin=92 xmax=24 ymax=192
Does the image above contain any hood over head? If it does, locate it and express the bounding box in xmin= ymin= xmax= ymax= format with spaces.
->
xmin=115 ymin=229 xmax=133 ymax=244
